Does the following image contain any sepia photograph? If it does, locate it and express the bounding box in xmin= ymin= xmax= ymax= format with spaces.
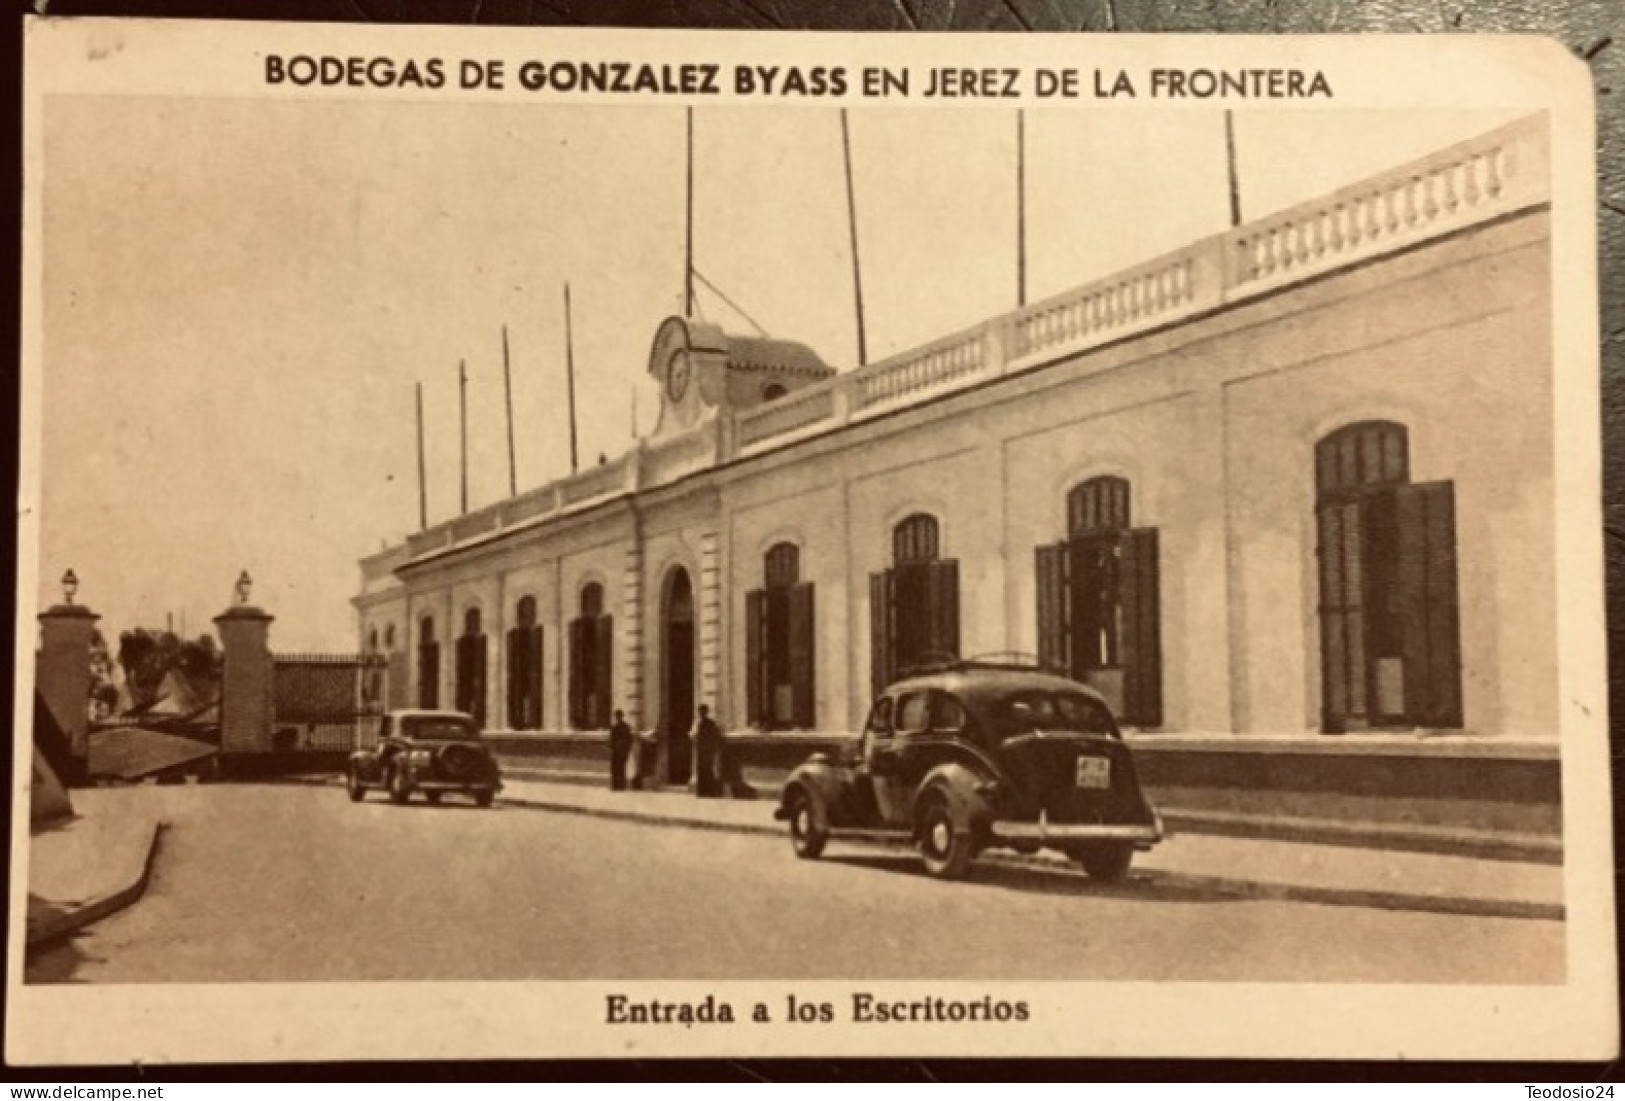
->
xmin=9 ymin=20 xmax=1615 ymax=1063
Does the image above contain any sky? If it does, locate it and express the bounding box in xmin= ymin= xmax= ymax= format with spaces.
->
xmin=32 ymin=96 xmax=1523 ymax=651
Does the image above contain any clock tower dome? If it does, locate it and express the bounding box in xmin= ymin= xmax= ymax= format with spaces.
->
xmin=646 ymin=316 xmax=836 ymax=440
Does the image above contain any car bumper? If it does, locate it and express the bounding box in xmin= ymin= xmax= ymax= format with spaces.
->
xmin=400 ymin=772 xmax=502 ymax=793
xmin=989 ymin=813 xmax=1163 ymax=846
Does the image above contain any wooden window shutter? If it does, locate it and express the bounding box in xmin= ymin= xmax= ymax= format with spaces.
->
xmin=1119 ymin=527 xmax=1163 ymax=727
xmin=1034 ymin=541 xmax=1070 ymax=674
xmin=506 ymin=630 xmax=523 ymax=729
xmin=418 ymin=643 xmax=439 ymax=709
xmin=789 ymin=582 xmax=816 ymax=728
xmin=471 ymin=637 xmax=488 ymax=727
xmin=1396 ymin=481 xmax=1463 ymax=727
xmin=929 ymin=559 xmax=961 ymax=660
xmin=869 ymin=569 xmax=894 ymax=698
xmin=745 ymin=589 xmax=766 ymax=727
xmin=530 ymin=626 xmax=544 ymax=731
xmin=594 ymin=615 xmax=614 ymax=729
xmin=567 ymin=617 xmax=586 ymax=729
xmin=454 ymin=636 xmax=471 ymax=713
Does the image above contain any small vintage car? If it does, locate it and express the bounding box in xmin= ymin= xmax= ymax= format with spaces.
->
xmin=346 ymin=709 xmax=503 ymax=807
xmin=774 ymin=660 xmax=1163 ymax=880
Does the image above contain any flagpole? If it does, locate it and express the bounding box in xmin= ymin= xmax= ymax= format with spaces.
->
xmin=458 ymin=358 xmax=469 ymax=514
xmin=841 ymin=108 xmax=867 ymax=367
xmin=415 ymin=381 xmax=427 ymax=530
xmin=502 ymin=324 xmax=517 ymax=497
xmin=685 ymin=107 xmax=695 ymax=318
xmin=1017 ymin=109 xmax=1027 ymax=307
xmin=1225 ymin=109 xmax=1242 ymax=228
xmin=564 ymin=283 xmax=579 ymax=475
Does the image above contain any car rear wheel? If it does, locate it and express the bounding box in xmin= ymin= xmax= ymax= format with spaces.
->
xmin=1073 ymin=842 xmax=1133 ymax=882
xmin=425 ymin=792 xmax=442 ymax=806
xmin=917 ymin=795 xmax=973 ymax=880
xmin=474 ymin=790 xmax=495 ymax=808
xmin=784 ymin=788 xmax=826 ymax=860
xmin=346 ymin=768 xmax=365 ymax=803
xmin=386 ymin=766 xmax=412 ymax=805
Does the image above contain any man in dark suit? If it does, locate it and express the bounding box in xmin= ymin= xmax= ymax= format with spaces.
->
xmin=693 ymin=704 xmax=723 ymax=799
xmin=608 ymin=709 xmax=633 ymax=791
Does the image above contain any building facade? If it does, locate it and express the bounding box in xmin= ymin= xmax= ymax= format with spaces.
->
xmin=354 ymin=115 xmax=1555 ymax=774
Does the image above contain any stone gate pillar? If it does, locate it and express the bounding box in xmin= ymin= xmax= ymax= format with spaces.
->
xmin=216 ymin=573 xmax=275 ymax=755
xmin=37 ymin=576 xmax=98 ymax=787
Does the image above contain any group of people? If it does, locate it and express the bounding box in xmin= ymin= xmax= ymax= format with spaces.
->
xmin=606 ymin=705 xmax=753 ymax=799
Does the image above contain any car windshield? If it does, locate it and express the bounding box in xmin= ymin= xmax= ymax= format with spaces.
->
xmin=402 ymin=717 xmax=479 ymax=741
xmin=993 ymin=691 xmax=1115 ymax=737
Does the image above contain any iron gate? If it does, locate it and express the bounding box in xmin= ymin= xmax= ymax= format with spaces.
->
xmin=272 ymin=652 xmax=387 ymax=752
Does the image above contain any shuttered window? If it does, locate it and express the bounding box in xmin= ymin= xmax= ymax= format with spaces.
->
xmin=417 ymin=616 xmax=439 ymax=709
xmin=507 ymin=596 xmax=544 ymax=731
xmin=1315 ymin=422 xmax=1461 ymax=731
xmin=568 ymin=584 xmax=613 ymax=730
xmin=746 ymin=543 xmax=816 ymax=730
xmin=1034 ymin=477 xmax=1162 ymax=727
xmin=454 ymin=608 xmax=487 ymax=728
xmin=870 ymin=514 xmax=960 ymax=696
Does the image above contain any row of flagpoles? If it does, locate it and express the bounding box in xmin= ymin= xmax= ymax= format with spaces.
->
xmin=411 ymin=106 xmax=1244 ymax=533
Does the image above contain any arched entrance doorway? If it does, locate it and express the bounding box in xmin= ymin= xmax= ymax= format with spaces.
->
xmin=662 ymin=567 xmax=696 ymax=786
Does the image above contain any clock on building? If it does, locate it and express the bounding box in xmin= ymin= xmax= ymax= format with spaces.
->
xmin=666 ymin=347 xmax=691 ymax=402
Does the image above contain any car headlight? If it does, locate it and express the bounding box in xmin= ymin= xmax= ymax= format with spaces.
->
xmin=409 ymin=749 xmax=432 ymax=765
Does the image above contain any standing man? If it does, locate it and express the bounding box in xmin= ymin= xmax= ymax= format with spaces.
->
xmin=608 ymin=708 xmax=633 ymax=792
xmin=693 ymin=704 xmax=722 ymax=799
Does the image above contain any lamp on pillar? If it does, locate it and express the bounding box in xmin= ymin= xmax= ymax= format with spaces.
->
xmin=216 ymin=570 xmax=275 ymax=757
xmin=37 ymin=568 xmax=97 ymax=787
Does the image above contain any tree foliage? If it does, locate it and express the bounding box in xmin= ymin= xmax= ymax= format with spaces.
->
xmin=114 ymin=628 xmax=223 ymax=713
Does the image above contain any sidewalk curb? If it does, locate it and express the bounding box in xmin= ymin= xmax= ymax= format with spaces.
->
xmin=26 ymin=819 xmax=166 ymax=949
xmin=498 ymin=765 xmax=1564 ymax=867
xmin=495 ymin=791 xmax=1563 ymax=924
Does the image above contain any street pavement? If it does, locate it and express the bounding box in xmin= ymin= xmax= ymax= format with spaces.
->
xmin=26 ymin=783 xmax=1564 ymax=984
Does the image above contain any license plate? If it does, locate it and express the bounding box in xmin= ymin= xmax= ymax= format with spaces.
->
xmin=1075 ymin=756 xmax=1111 ymax=789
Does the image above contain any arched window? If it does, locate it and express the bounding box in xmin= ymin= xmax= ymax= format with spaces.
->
xmin=893 ymin=513 xmax=940 ymax=565
xmin=1068 ymin=475 xmax=1131 ymax=535
xmin=417 ymin=615 xmax=439 ymax=709
xmin=747 ymin=543 xmax=815 ymax=729
xmin=1036 ymin=476 xmax=1162 ymax=726
xmin=508 ymin=596 xmax=544 ymax=731
xmin=363 ymin=628 xmax=383 ymax=706
xmin=384 ymin=624 xmax=396 ymax=650
xmin=765 ymin=543 xmax=800 ymax=589
xmin=1315 ymin=421 xmax=1460 ymax=731
xmin=455 ymin=606 xmax=488 ymax=727
xmin=569 ymin=582 xmax=613 ymax=729
xmin=871 ymin=513 xmax=958 ymax=693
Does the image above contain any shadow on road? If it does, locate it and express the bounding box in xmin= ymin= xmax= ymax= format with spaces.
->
xmin=824 ymin=851 xmax=1244 ymax=905
xmin=24 ymin=902 xmax=97 ymax=984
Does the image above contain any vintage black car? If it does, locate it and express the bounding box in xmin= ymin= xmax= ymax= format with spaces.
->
xmin=774 ymin=660 xmax=1163 ymax=880
xmin=347 ymin=709 xmax=502 ymax=807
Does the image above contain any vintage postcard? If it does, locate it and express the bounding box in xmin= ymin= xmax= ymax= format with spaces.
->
xmin=10 ymin=18 xmax=1616 ymax=1063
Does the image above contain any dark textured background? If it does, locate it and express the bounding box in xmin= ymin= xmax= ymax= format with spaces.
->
xmin=14 ymin=0 xmax=1623 ymax=1080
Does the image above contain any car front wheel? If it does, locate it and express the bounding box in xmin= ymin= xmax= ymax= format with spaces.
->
xmin=1072 ymin=842 xmax=1134 ymax=882
xmin=386 ymin=766 xmax=412 ymax=805
xmin=784 ymin=788 xmax=826 ymax=860
xmin=474 ymin=790 xmax=495 ymax=808
xmin=916 ymin=795 xmax=973 ymax=880
xmin=346 ymin=768 xmax=366 ymax=803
